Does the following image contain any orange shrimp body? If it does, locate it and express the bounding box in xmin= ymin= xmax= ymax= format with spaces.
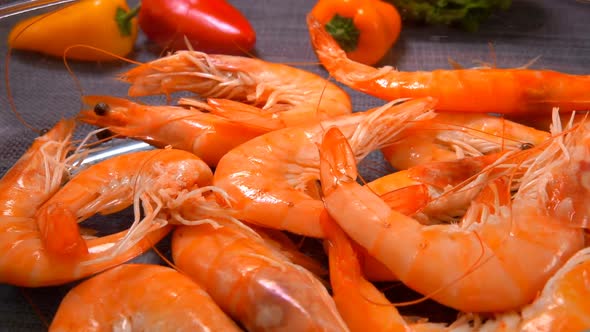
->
xmin=319 ymin=121 xmax=586 ymax=312
xmin=121 ymin=50 xmax=352 ymax=119
xmin=320 ymin=210 xmax=451 ymax=332
xmin=36 ymin=149 xmax=213 ymax=257
xmin=213 ymin=98 xmax=436 ymax=238
xmin=361 ymin=153 xmax=509 ymax=281
xmin=0 ymin=121 xmax=169 ymax=287
xmin=0 ymin=216 xmax=169 ymax=287
xmin=381 ymin=112 xmax=550 ymax=170
xmin=518 ymin=246 xmax=590 ymax=331
xmin=79 ymin=95 xmax=267 ymax=167
xmin=172 ymin=220 xmax=349 ymax=332
xmin=307 ymin=15 xmax=590 ymax=114
xmin=469 ymin=246 xmax=590 ymax=331
xmin=0 ymin=119 xmax=74 ymax=218
xmin=49 ymin=264 xmax=242 ymax=331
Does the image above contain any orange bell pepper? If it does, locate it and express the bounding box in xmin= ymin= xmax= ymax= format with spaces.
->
xmin=8 ymin=0 xmax=138 ymax=61
xmin=311 ymin=0 xmax=402 ymax=65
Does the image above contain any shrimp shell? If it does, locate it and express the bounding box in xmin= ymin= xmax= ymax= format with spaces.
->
xmin=307 ymin=14 xmax=590 ymax=114
xmin=213 ymin=98 xmax=436 ymax=238
xmin=121 ymin=50 xmax=352 ymax=119
xmin=0 ymin=120 xmax=169 ymax=287
xmin=173 ymin=220 xmax=349 ymax=331
xmin=49 ymin=264 xmax=242 ymax=331
xmin=319 ymin=119 xmax=586 ymax=312
xmin=35 ymin=149 xmax=215 ymax=258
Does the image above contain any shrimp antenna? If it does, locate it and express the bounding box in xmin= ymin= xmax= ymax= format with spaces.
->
xmin=313 ymin=68 xmax=340 ymax=146
xmin=517 ymin=55 xmax=542 ymax=69
xmin=18 ymin=288 xmax=50 ymax=328
xmin=4 ymin=47 xmax=38 ymax=133
xmin=61 ymin=44 xmax=144 ymax=105
xmin=389 ymin=231 xmax=489 ymax=308
xmin=152 ymin=244 xmax=179 ymax=270
xmin=489 ymin=41 xmax=497 ymax=69
xmin=3 ymin=8 xmax=63 ymax=133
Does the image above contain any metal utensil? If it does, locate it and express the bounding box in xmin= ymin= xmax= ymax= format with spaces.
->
xmin=0 ymin=0 xmax=77 ymax=19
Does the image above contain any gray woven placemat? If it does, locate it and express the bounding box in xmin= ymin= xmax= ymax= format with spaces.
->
xmin=0 ymin=0 xmax=588 ymax=330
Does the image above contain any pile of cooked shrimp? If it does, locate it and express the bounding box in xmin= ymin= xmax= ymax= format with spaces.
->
xmin=2 ymin=14 xmax=590 ymax=331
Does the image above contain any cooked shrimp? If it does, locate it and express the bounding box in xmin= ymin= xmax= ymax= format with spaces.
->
xmin=381 ymin=112 xmax=550 ymax=170
xmin=35 ymin=148 xmax=218 ymax=258
xmin=0 ymin=119 xmax=74 ymax=218
xmin=361 ymin=153 xmax=512 ymax=281
xmin=49 ymin=264 xmax=242 ymax=331
xmin=172 ymin=219 xmax=349 ymax=332
xmin=307 ymin=14 xmax=590 ymax=114
xmin=213 ymin=98 xmax=436 ymax=238
xmin=121 ymin=50 xmax=352 ymax=120
xmin=78 ymin=95 xmax=267 ymax=166
xmin=0 ymin=122 xmax=169 ymax=287
xmin=318 ymin=115 xmax=587 ymax=312
xmin=320 ymin=210 xmax=457 ymax=332
xmin=1 ymin=215 xmax=169 ymax=287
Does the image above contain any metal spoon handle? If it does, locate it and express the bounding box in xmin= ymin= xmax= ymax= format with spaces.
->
xmin=0 ymin=0 xmax=77 ymax=20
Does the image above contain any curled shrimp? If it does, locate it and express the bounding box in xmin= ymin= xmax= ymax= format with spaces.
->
xmin=0 ymin=119 xmax=74 ymax=218
xmin=318 ymin=115 xmax=587 ymax=312
xmin=78 ymin=95 xmax=267 ymax=167
xmin=320 ymin=210 xmax=465 ymax=332
xmin=35 ymin=148 xmax=219 ymax=258
xmin=213 ymin=97 xmax=436 ymax=238
xmin=381 ymin=112 xmax=550 ymax=170
xmin=358 ymin=153 xmax=513 ymax=282
xmin=172 ymin=219 xmax=349 ymax=331
xmin=120 ymin=50 xmax=352 ymax=120
xmin=49 ymin=264 xmax=242 ymax=331
xmin=307 ymin=14 xmax=590 ymax=114
xmin=0 ymin=120 xmax=168 ymax=287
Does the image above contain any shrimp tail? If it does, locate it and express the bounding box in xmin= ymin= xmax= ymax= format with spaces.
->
xmin=320 ymin=209 xmax=409 ymax=331
xmin=180 ymin=97 xmax=283 ymax=131
xmin=36 ymin=203 xmax=89 ymax=257
xmin=380 ymin=184 xmax=430 ymax=216
xmin=318 ymin=128 xmax=405 ymax=329
xmin=307 ymin=14 xmax=388 ymax=88
xmin=319 ymin=127 xmax=359 ymax=197
xmin=187 ymin=97 xmax=324 ymax=131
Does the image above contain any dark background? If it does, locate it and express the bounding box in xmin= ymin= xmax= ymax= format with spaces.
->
xmin=0 ymin=0 xmax=588 ymax=330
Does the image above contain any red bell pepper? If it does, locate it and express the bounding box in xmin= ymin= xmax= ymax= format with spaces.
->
xmin=139 ymin=0 xmax=256 ymax=54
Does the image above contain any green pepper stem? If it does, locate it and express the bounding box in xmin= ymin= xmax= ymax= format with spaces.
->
xmin=115 ymin=4 xmax=141 ymax=37
xmin=324 ymin=14 xmax=360 ymax=53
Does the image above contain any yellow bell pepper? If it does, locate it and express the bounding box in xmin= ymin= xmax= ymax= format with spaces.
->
xmin=8 ymin=0 xmax=138 ymax=61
